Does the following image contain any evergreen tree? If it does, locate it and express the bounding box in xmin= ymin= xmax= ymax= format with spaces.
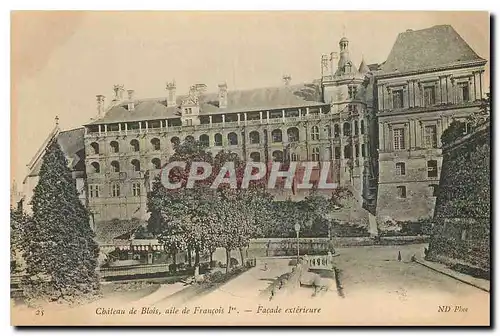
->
xmin=23 ymin=140 xmax=100 ymax=304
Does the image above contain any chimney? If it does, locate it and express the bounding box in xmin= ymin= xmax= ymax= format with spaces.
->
xmin=166 ymin=81 xmax=177 ymax=107
xmin=330 ymin=52 xmax=339 ymax=75
xmin=283 ymin=74 xmax=291 ymax=86
xmin=96 ymin=95 xmax=105 ymax=117
xmin=112 ymin=84 xmax=125 ymax=103
xmin=218 ymin=83 xmax=228 ymax=108
xmin=127 ymin=89 xmax=135 ymax=111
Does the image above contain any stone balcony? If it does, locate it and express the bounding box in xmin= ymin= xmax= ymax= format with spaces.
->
xmin=85 ymin=113 xmax=341 ymax=138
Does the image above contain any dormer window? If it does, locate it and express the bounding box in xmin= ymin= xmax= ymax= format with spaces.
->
xmin=185 ymin=108 xmax=193 ymax=115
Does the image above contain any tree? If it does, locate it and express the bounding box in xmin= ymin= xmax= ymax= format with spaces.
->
xmin=23 ymin=140 xmax=100 ymax=304
xmin=10 ymin=207 xmax=29 ymax=273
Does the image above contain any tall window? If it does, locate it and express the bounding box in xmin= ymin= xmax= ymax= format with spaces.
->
xmin=334 ymin=147 xmax=341 ymax=159
xmin=151 ymin=138 xmax=161 ymax=150
xmin=132 ymin=183 xmax=141 ymax=197
xmin=355 ymin=144 xmax=359 ymax=158
xmin=312 ymin=147 xmax=320 ymax=161
xmin=111 ymin=183 xmax=120 ymax=197
xmin=287 ymin=127 xmax=300 ymax=142
xmin=334 ymin=124 xmax=340 ymax=137
xmin=249 ymin=131 xmax=260 ymax=144
xmin=328 ymin=148 xmax=333 ymax=160
xmin=423 ymin=86 xmax=436 ymax=106
xmin=311 ymin=126 xmax=320 ymax=140
xmin=214 ymin=133 xmax=223 ymax=146
xmin=131 ymin=159 xmax=141 ymax=172
xmin=392 ymin=90 xmax=404 ymax=109
xmin=110 ymin=141 xmax=119 ymax=153
xmin=199 ymin=134 xmax=209 ymax=147
xmin=130 ymin=139 xmax=140 ymax=152
xmin=354 ymin=120 xmax=359 ymax=136
xmin=323 ymin=125 xmax=332 ymax=139
xmin=151 ymin=158 xmax=161 ymax=170
xmin=344 ymin=145 xmax=352 ymax=159
xmin=185 ymin=119 xmax=193 ymax=126
xmin=395 ymin=162 xmax=406 ymax=176
xmin=291 ymin=153 xmax=300 ymax=161
xmin=228 ymin=132 xmax=238 ymax=145
xmin=89 ymin=185 xmax=99 ymax=198
xmin=360 ymin=120 xmax=365 ymax=134
xmin=348 ymin=86 xmax=358 ymax=99
xmin=424 ymin=125 xmax=438 ymax=148
xmin=429 ymin=184 xmax=439 ymax=197
xmin=457 ymin=82 xmax=470 ymax=103
xmin=427 ymin=160 xmax=438 ymax=178
xmin=271 ymin=129 xmax=282 ymax=143
xmin=393 ymin=128 xmax=405 ymax=150
xmin=90 ymin=142 xmax=99 ymax=155
xmin=343 ymin=122 xmax=351 ymax=136
xmin=397 ymin=186 xmax=407 ymax=198
xmin=111 ymin=161 xmax=120 ymax=173
xmin=361 ymin=144 xmax=366 ymax=157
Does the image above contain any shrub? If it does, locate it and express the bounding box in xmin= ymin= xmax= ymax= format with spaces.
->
xmin=229 ymin=257 xmax=239 ymax=267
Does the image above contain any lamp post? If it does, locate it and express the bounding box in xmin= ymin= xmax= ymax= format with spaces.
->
xmin=294 ymin=223 xmax=301 ymax=262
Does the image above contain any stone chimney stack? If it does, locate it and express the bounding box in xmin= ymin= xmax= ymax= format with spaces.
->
xmin=127 ymin=89 xmax=135 ymax=111
xmin=166 ymin=81 xmax=177 ymax=107
xmin=96 ymin=95 xmax=105 ymax=117
xmin=330 ymin=52 xmax=339 ymax=75
xmin=218 ymin=83 xmax=228 ymax=108
xmin=112 ymin=84 xmax=125 ymax=103
xmin=283 ymin=74 xmax=292 ymax=86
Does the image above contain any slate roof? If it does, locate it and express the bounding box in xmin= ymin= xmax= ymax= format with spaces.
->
xmin=88 ymin=83 xmax=326 ymax=125
xmin=358 ymin=59 xmax=370 ymax=74
xmin=27 ymin=127 xmax=85 ymax=177
xmin=94 ymin=219 xmax=142 ymax=245
xmin=381 ymin=25 xmax=486 ymax=74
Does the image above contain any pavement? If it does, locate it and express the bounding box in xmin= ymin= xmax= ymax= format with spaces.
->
xmin=414 ymin=258 xmax=490 ymax=292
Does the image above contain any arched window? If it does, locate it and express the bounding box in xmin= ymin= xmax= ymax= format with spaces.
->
xmin=111 ymin=161 xmax=120 ymax=172
xmin=311 ymin=126 xmax=319 ymax=140
xmin=171 ymin=137 xmax=180 ymax=146
xmin=272 ymin=150 xmax=283 ymax=162
xmin=110 ymin=141 xmax=119 ymax=153
xmin=228 ymin=132 xmax=238 ymax=146
xmin=90 ymin=142 xmax=99 ymax=155
xmin=131 ymin=159 xmax=141 ymax=172
xmin=344 ymin=145 xmax=352 ymax=159
xmin=90 ymin=162 xmax=100 ymax=174
xmin=249 ymin=131 xmax=260 ymax=144
xmin=151 ymin=138 xmax=161 ymax=151
xmin=334 ymin=124 xmax=340 ymax=137
xmin=324 ymin=125 xmax=332 ymax=138
xmin=250 ymin=152 xmax=261 ymax=162
xmin=360 ymin=120 xmax=365 ymax=135
xmin=199 ymin=134 xmax=209 ymax=147
xmin=214 ymin=133 xmax=223 ymax=146
xmin=343 ymin=122 xmax=351 ymax=136
xmin=151 ymin=158 xmax=161 ymax=170
xmin=271 ymin=129 xmax=282 ymax=143
xmin=354 ymin=121 xmax=359 ymax=136
xmin=287 ymin=127 xmax=300 ymax=142
xmin=185 ymin=135 xmax=195 ymax=142
xmin=130 ymin=139 xmax=140 ymax=152
xmin=312 ymin=147 xmax=320 ymax=161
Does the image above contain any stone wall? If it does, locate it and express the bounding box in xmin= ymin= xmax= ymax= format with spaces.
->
xmin=427 ymin=121 xmax=490 ymax=272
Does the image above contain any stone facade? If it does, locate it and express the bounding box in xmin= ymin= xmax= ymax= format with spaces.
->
xmin=21 ymin=24 xmax=488 ymax=229
xmin=373 ymin=25 xmax=487 ymax=223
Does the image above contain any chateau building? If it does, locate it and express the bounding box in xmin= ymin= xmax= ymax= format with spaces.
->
xmin=373 ymin=25 xmax=487 ymax=222
xmin=21 ymin=24 xmax=487 ymax=229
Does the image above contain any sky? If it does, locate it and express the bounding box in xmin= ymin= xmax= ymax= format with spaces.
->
xmin=11 ymin=11 xmax=490 ymax=188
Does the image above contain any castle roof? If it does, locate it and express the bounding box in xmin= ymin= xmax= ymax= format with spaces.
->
xmin=358 ymin=59 xmax=370 ymax=74
xmin=381 ymin=25 xmax=486 ymax=74
xmin=88 ymin=83 xmax=326 ymax=125
xmin=26 ymin=127 xmax=85 ymax=178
